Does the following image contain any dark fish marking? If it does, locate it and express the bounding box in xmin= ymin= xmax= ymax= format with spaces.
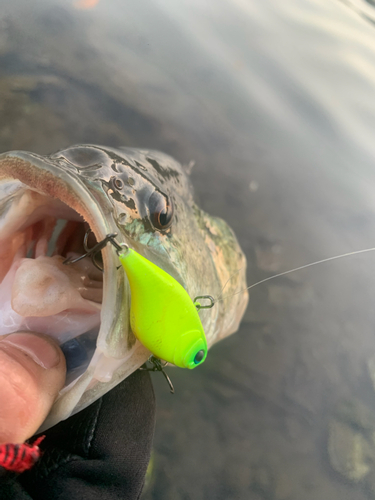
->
xmin=109 ymin=190 xmax=126 ymax=204
xmin=135 ymin=161 xmax=147 ymax=171
xmin=124 ymin=198 xmax=136 ymax=210
xmin=147 ymin=157 xmax=180 ymax=180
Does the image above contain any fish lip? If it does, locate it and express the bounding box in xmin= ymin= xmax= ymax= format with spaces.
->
xmin=0 ymin=149 xmax=126 ymax=354
xmin=0 ymin=149 xmax=116 ymax=236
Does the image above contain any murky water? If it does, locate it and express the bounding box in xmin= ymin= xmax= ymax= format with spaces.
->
xmin=2 ymin=0 xmax=375 ymax=498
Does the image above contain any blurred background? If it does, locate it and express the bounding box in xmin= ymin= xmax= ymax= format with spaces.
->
xmin=2 ymin=0 xmax=375 ymax=498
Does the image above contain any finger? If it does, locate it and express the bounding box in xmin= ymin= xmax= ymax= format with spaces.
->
xmin=0 ymin=332 xmax=66 ymax=444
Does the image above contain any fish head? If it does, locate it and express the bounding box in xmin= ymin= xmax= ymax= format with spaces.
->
xmin=0 ymin=145 xmax=248 ymax=429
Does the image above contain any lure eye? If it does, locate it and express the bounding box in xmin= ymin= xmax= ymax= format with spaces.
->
xmin=194 ymin=350 xmax=205 ymax=365
xmin=149 ymin=191 xmax=173 ymax=230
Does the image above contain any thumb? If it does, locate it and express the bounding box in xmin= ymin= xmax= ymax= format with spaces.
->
xmin=0 ymin=332 xmax=66 ymax=444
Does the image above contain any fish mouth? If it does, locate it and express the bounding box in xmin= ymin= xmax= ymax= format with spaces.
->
xmin=0 ymin=150 xmax=130 ymax=388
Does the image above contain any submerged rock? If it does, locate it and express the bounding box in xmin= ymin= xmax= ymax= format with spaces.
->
xmin=327 ymin=397 xmax=375 ymax=498
xmin=328 ymin=419 xmax=372 ymax=481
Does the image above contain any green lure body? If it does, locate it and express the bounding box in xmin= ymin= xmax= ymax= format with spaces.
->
xmin=118 ymin=248 xmax=208 ymax=369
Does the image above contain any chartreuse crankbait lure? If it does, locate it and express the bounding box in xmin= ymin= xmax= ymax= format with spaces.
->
xmin=64 ymin=232 xmax=209 ymax=368
xmin=117 ymin=244 xmax=208 ymax=369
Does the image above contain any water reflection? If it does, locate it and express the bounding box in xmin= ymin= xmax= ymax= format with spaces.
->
xmin=2 ymin=0 xmax=375 ymax=498
xmin=341 ymin=0 xmax=375 ymax=24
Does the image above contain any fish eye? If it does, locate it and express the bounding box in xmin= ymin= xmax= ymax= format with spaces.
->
xmin=194 ymin=350 xmax=205 ymax=364
xmin=149 ymin=191 xmax=173 ymax=230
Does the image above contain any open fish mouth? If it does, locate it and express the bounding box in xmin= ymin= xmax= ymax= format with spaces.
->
xmin=0 ymin=152 xmax=115 ymax=353
xmin=0 ymin=149 xmax=144 ymax=429
xmin=0 ymin=190 xmax=102 ymax=342
xmin=0 ymin=187 xmax=109 ymax=377
xmin=0 ymin=145 xmax=248 ymax=430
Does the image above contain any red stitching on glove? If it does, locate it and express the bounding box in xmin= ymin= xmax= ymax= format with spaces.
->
xmin=0 ymin=436 xmax=45 ymax=473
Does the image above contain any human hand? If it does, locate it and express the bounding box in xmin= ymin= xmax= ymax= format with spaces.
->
xmin=0 ymin=332 xmax=155 ymax=500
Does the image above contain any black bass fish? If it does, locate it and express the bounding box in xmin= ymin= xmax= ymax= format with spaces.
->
xmin=0 ymin=145 xmax=248 ymax=429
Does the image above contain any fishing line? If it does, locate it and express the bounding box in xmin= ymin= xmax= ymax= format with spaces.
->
xmin=216 ymin=246 xmax=375 ymax=303
xmin=216 ymin=266 xmax=245 ymax=301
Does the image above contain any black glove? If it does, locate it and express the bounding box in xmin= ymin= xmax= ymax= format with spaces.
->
xmin=0 ymin=370 xmax=155 ymax=500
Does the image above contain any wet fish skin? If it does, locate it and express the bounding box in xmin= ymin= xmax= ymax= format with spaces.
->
xmin=0 ymin=145 xmax=248 ymax=429
xmin=51 ymin=145 xmax=248 ymax=345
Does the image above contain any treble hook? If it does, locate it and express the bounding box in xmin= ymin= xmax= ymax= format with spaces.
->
xmin=139 ymin=356 xmax=175 ymax=394
xmin=63 ymin=231 xmax=119 ymax=272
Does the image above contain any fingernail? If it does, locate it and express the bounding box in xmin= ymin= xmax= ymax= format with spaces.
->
xmin=0 ymin=333 xmax=61 ymax=369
